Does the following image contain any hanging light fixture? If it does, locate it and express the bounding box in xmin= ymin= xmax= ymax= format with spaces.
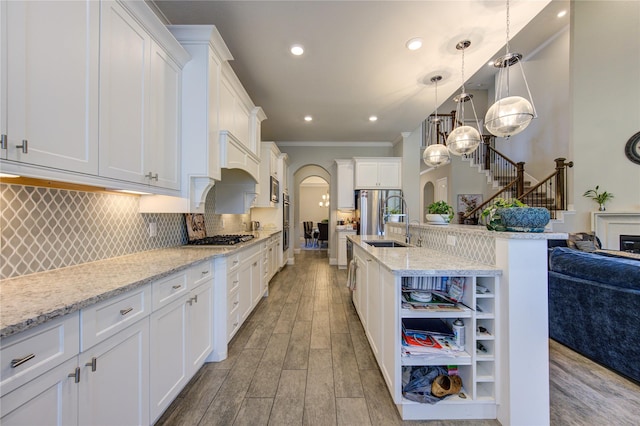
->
xmin=318 ymin=193 xmax=329 ymax=207
xmin=423 ymin=75 xmax=450 ymax=168
xmin=446 ymin=40 xmax=482 ymax=156
xmin=485 ymin=0 xmax=536 ymax=138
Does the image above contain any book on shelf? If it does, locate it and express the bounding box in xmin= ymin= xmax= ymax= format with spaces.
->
xmin=402 ymin=318 xmax=454 ymax=337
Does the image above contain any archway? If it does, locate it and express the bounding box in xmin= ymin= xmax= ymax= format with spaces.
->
xmin=423 ymin=181 xmax=435 ymax=220
xmin=299 ymin=176 xmax=329 ymax=249
xmin=293 ymin=165 xmax=331 ymax=253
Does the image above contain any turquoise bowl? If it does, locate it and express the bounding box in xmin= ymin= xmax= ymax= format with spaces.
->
xmin=496 ymin=207 xmax=550 ymax=232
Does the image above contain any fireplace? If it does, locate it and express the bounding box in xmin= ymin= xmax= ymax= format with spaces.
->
xmin=620 ymin=235 xmax=640 ymax=253
xmin=592 ymin=212 xmax=640 ymax=250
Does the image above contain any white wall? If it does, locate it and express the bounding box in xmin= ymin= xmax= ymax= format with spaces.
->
xmin=300 ymin=183 xmax=330 ymax=227
xmin=570 ymin=0 xmax=640 ymax=232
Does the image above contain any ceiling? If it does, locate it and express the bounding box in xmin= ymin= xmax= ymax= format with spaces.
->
xmin=152 ymin=0 xmax=569 ymax=143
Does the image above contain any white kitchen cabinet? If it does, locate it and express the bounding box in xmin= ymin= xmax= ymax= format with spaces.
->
xmin=353 ymin=248 xmax=368 ymax=329
xmin=187 ymin=277 xmax=213 ymax=374
xmin=1 ymin=0 xmax=99 ymax=173
xmin=219 ymin=66 xmax=252 ymax=152
xmin=78 ymin=317 xmax=150 ymax=426
xmin=337 ymin=230 xmax=356 ymax=268
xmin=335 ymin=159 xmax=355 ymax=210
xmin=254 ymin=142 xmax=281 ymax=207
xmin=0 ymin=357 xmax=79 ymax=426
xmin=99 ymin=1 xmax=183 ymax=190
xmin=250 ymin=254 xmax=262 ymax=308
xmin=354 ymin=158 xmax=402 ymax=189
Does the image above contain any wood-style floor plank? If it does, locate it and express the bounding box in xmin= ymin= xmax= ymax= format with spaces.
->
xmin=154 ymin=250 xmax=640 ymax=426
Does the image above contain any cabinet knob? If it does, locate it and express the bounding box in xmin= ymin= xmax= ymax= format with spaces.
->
xmin=16 ymin=139 xmax=28 ymax=154
xmin=68 ymin=367 xmax=81 ymax=383
xmin=145 ymin=172 xmax=159 ymax=181
xmin=85 ymin=357 xmax=97 ymax=372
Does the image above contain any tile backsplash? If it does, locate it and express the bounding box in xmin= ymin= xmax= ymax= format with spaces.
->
xmin=0 ymin=183 xmax=248 ymax=280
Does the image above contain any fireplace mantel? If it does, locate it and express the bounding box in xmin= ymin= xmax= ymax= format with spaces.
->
xmin=591 ymin=211 xmax=640 ymax=250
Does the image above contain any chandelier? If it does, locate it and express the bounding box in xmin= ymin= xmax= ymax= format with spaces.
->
xmin=446 ymin=40 xmax=482 ymax=156
xmin=423 ymin=75 xmax=451 ymax=168
xmin=485 ymin=0 xmax=537 ymax=138
xmin=318 ymin=193 xmax=329 ymax=207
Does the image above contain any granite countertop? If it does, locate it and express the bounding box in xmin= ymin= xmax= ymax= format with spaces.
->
xmin=0 ymin=230 xmax=281 ymax=339
xmin=349 ymin=235 xmax=502 ymax=276
xmin=403 ymin=222 xmax=568 ymax=240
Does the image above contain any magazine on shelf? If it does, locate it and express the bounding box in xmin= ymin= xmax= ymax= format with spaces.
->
xmin=402 ymin=318 xmax=454 ymax=337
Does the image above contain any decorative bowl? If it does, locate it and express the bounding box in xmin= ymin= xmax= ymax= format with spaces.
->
xmin=496 ymin=207 xmax=550 ymax=232
xmin=425 ymin=214 xmax=450 ymax=225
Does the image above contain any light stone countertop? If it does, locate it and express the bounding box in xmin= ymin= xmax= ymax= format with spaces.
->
xmin=349 ymin=235 xmax=502 ymax=276
xmin=0 ymin=231 xmax=281 ymax=339
xmin=404 ymin=222 xmax=568 ymax=240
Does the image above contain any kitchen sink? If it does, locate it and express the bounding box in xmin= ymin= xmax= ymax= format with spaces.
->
xmin=364 ymin=240 xmax=409 ymax=248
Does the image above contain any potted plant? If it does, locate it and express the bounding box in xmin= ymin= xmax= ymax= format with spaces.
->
xmin=426 ymin=201 xmax=454 ymax=224
xmin=387 ymin=207 xmax=404 ymax=222
xmin=583 ymin=185 xmax=614 ymax=211
xmin=481 ymin=198 xmax=550 ymax=232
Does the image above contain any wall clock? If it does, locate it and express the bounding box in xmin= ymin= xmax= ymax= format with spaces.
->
xmin=625 ymin=131 xmax=640 ymax=165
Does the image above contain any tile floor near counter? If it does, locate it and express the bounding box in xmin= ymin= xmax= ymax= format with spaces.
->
xmin=156 ymin=251 xmax=640 ymax=426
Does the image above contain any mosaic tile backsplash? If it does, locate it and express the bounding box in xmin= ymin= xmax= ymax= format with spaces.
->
xmin=0 ymin=183 xmax=249 ymax=279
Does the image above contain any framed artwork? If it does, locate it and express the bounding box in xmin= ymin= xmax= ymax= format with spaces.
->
xmin=457 ymin=194 xmax=483 ymax=215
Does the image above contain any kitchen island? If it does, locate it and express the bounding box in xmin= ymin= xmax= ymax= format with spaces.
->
xmin=351 ymin=224 xmax=566 ymax=425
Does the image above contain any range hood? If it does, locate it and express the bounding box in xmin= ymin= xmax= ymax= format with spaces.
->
xmin=140 ymin=130 xmax=260 ymax=214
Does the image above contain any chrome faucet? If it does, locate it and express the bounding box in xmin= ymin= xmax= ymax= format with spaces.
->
xmin=382 ymin=195 xmax=410 ymax=244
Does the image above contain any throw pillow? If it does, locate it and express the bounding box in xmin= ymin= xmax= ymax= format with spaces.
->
xmin=567 ymin=232 xmax=601 ymax=250
xmin=575 ymin=240 xmax=597 ymax=252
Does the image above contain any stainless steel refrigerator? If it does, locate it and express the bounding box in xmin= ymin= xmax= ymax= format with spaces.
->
xmin=355 ymin=189 xmax=403 ymax=236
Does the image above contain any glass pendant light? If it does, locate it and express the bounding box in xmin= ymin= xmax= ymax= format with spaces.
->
xmin=423 ymin=75 xmax=450 ymax=168
xmin=485 ymin=0 xmax=536 ymax=138
xmin=446 ymin=40 xmax=482 ymax=156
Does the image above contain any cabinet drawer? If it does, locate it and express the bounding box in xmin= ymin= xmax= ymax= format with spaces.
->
xmin=227 ymin=287 xmax=240 ymax=317
xmin=152 ymin=271 xmax=188 ymax=310
xmin=0 ymin=313 xmax=80 ymax=397
xmin=80 ymin=285 xmax=151 ymax=351
xmin=227 ymin=271 xmax=240 ymax=294
xmin=189 ymin=260 xmax=213 ymax=287
xmin=227 ymin=253 xmax=241 ymax=272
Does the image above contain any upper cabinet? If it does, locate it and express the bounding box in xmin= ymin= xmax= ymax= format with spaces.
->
xmin=139 ymin=25 xmax=266 ymax=213
xmin=1 ymin=0 xmax=99 ymax=173
xmin=0 ymin=0 xmax=189 ymax=194
xmin=98 ymin=1 xmax=186 ymax=191
xmin=335 ymin=159 xmax=355 ymax=210
xmin=354 ymin=157 xmax=402 ymax=190
xmin=254 ymin=142 xmax=281 ymax=208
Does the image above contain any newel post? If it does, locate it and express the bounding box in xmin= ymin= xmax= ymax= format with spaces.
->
xmin=554 ymin=158 xmax=574 ymax=210
xmin=516 ymin=162 xmax=525 ymax=198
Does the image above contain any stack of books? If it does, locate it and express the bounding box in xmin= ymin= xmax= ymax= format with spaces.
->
xmin=401 ymin=318 xmax=465 ymax=358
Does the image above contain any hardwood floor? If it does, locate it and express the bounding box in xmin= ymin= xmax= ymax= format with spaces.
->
xmin=156 ymin=251 xmax=640 ymax=425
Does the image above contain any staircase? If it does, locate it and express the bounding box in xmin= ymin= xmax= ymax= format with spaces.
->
xmin=422 ymin=114 xmax=573 ymax=226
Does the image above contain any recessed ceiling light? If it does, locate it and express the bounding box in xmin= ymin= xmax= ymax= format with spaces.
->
xmin=557 ymin=10 xmax=567 ymax=18
xmin=406 ymin=37 xmax=423 ymax=51
xmin=290 ymin=44 xmax=304 ymax=56
xmin=304 ymin=115 xmax=313 ymax=122
xmin=369 ymin=116 xmax=378 ymax=122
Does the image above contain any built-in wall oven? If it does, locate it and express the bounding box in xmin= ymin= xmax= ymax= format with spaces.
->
xmin=282 ymin=192 xmax=290 ymax=251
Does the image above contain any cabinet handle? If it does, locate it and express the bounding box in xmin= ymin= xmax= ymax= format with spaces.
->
xmin=68 ymin=367 xmax=81 ymax=383
xmin=145 ymin=172 xmax=158 ymax=181
xmin=172 ymin=285 xmax=182 ymax=290
xmin=253 ymin=262 xmax=258 ymax=266
xmin=16 ymin=139 xmax=28 ymax=154
xmin=85 ymin=357 xmax=97 ymax=372
xmin=120 ymin=307 xmax=133 ymax=316
xmin=193 ymin=295 xmax=198 ymax=304
xmin=233 ymin=322 xmax=239 ymax=327
xmin=201 ymin=270 xmax=209 ymax=275
xmin=10 ymin=353 xmax=35 ymax=368
xmin=233 ymin=301 xmax=239 ymax=306
xmin=233 ymin=280 xmax=239 ymax=284
xmin=187 ymin=298 xmax=193 ymax=306
xmin=0 ymin=134 xmax=6 ymax=150
xmin=233 ymin=260 xmax=239 ymax=265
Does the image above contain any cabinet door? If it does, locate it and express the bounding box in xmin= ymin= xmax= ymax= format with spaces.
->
xmin=1 ymin=0 xmax=6 ymax=160
xmin=148 ymin=41 xmax=181 ymax=190
xmin=250 ymin=256 xmax=261 ymax=307
xmin=78 ymin=318 xmax=149 ymax=426
xmin=354 ymin=249 xmax=368 ymax=327
xmin=380 ymin=268 xmax=396 ymax=394
xmin=188 ymin=282 xmax=213 ymax=375
xmin=377 ymin=160 xmax=402 ymax=189
xmin=4 ymin=0 xmax=99 ymax=173
xmin=239 ymin=263 xmax=252 ymax=321
xmin=149 ymin=299 xmax=187 ymax=421
xmin=99 ymin=0 xmax=149 ymax=184
xmin=336 ymin=160 xmax=355 ymax=209
xmin=0 ymin=357 xmax=78 ymax=426
xmin=354 ymin=160 xmax=379 ymax=189
xmin=365 ymin=255 xmax=381 ymax=358
xmin=338 ymin=234 xmax=347 ymax=266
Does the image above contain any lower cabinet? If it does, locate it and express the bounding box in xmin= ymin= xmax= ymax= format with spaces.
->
xmin=1 ymin=261 xmax=214 ymax=426
xmin=78 ymin=317 xmax=150 ymax=426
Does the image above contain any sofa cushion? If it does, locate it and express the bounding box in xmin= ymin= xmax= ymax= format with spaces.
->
xmin=549 ymin=247 xmax=640 ymax=290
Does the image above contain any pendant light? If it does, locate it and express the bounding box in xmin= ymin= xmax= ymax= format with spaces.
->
xmin=485 ymin=0 xmax=536 ymax=138
xmin=423 ymin=75 xmax=450 ymax=168
xmin=446 ymin=40 xmax=482 ymax=156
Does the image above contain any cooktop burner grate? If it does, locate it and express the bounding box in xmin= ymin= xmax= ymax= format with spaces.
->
xmin=187 ymin=234 xmax=255 ymax=246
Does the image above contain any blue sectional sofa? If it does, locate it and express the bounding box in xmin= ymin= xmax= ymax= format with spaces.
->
xmin=548 ymin=247 xmax=640 ymax=383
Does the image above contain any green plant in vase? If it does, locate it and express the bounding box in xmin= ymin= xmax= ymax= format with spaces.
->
xmin=583 ymin=186 xmax=614 ymax=211
xmin=481 ymin=198 xmax=527 ymax=231
xmin=426 ymin=201 xmax=454 ymax=224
